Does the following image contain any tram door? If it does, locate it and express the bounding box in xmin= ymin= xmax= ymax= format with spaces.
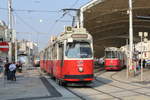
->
xmin=58 ymin=43 xmax=64 ymax=78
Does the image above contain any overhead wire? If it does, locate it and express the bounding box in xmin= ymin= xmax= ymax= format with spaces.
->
xmin=0 ymin=7 xmax=60 ymax=13
xmin=70 ymin=0 xmax=79 ymax=8
xmin=0 ymin=8 xmax=7 ymax=10
xmin=0 ymin=0 xmax=81 ymax=39
xmin=57 ymin=20 xmax=77 ymax=22
xmin=13 ymin=12 xmax=48 ymax=47
xmin=48 ymin=0 xmax=80 ymax=35
xmin=13 ymin=11 xmax=41 ymax=33
xmin=53 ymin=0 xmax=80 ymax=23
xmin=13 ymin=9 xmax=59 ymax=13
xmin=0 ymin=0 xmax=86 ymax=49
xmin=48 ymin=9 xmax=69 ymax=36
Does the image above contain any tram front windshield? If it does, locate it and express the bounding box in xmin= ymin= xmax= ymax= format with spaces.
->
xmin=66 ymin=42 xmax=92 ymax=58
xmin=105 ymin=51 xmax=118 ymax=58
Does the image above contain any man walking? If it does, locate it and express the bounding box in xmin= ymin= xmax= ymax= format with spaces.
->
xmin=9 ymin=62 xmax=16 ymax=81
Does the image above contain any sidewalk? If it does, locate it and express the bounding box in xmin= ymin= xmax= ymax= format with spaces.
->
xmin=0 ymin=67 xmax=80 ymax=100
xmin=112 ymin=68 xmax=150 ymax=86
xmin=0 ymin=68 xmax=53 ymax=100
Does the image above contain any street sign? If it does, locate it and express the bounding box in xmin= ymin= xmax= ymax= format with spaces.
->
xmin=0 ymin=42 xmax=9 ymax=52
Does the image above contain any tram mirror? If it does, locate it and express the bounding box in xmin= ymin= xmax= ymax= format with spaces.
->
xmin=67 ymin=38 xmax=73 ymax=43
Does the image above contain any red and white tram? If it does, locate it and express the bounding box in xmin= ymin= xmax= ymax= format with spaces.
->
xmin=104 ymin=47 xmax=125 ymax=70
xmin=40 ymin=26 xmax=94 ymax=85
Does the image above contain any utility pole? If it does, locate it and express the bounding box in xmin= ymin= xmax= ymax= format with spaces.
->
xmin=8 ymin=0 xmax=13 ymax=62
xmin=14 ymin=30 xmax=17 ymax=63
xmin=128 ymin=0 xmax=134 ymax=76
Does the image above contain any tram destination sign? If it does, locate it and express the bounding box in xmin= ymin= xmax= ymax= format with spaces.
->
xmin=71 ymin=34 xmax=88 ymax=38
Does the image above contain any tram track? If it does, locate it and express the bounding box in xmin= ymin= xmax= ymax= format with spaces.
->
xmin=65 ymin=70 xmax=122 ymax=100
xmin=64 ymin=69 xmax=150 ymax=99
xmin=88 ymin=86 xmax=122 ymax=100
xmin=95 ymin=71 xmax=150 ymax=98
xmin=40 ymin=68 xmax=150 ymax=99
xmin=66 ymin=85 xmax=122 ymax=100
xmin=65 ymin=87 xmax=86 ymax=100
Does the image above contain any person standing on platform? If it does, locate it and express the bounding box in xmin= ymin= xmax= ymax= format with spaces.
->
xmin=9 ymin=62 xmax=16 ymax=81
xmin=4 ymin=61 xmax=11 ymax=80
xmin=143 ymin=59 xmax=146 ymax=68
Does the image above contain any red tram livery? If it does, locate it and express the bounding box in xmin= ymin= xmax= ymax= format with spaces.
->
xmin=40 ymin=26 xmax=94 ymax=85
xmin=104 ymin=47 xmax=125 ymax=70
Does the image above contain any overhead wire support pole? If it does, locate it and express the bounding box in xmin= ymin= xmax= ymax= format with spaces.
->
xmin=128 ymin=0 xmax=134 ymax=78
xmin=61 ymin=8 xmax=80 ymax=28
xmin=79 ymin=8 xmax=84 ymax=28
xmin=8 ymin=0 xmax=13 ymax=29
xmin=8 ymin=0 xmax=13 ymax=62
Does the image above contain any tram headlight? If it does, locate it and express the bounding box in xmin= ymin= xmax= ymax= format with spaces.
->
xmin=67 ymin=38 xmax=73 ymax=42
xmin=78 ymin=67 xmax=84 ymax=72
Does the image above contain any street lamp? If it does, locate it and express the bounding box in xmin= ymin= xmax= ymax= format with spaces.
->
xmin=138 ymin=32 xmax=148 ymax=81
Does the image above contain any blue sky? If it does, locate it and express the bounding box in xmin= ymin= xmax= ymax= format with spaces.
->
xmin=0 ymin=0 xmax=90 ymax=50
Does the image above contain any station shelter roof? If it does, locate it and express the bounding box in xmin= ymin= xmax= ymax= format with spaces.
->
xmin=82 ymin=0 xmax=150 ymax=57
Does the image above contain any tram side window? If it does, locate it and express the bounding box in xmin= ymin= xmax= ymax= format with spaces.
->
xmin=41 ymin=52 xmax=44 ymax=60
xmin=45 ymin=50 xmax=48 ymax=60
xmin=50 ymin=48 xmax=52 ymax=60
xmin=40 ymin=52 xmax=42 ymax=60
xmin=58 ymin=44 xmax=63 ymax=60
xmin=46 ymin=50 xmax=49 ymax=60
xmin=51 ymin=49 xmax=53 ymax=59
xmin=47 ymin=48 xmax=49 ymax=60
xmin=44 ymin=52 xmax=47 ymax=61
xmin=47 ymin=47 xmax=51 ymax=60
xmin=52 ymin=44 xmax=57 ymax=59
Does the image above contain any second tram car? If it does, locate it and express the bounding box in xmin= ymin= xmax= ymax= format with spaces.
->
xmin=104 ymin=47 xmax=125 ymax=70
xmin=40 ymin=26 xmax=94 ymax=85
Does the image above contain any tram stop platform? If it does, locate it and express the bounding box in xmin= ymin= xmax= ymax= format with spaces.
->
xmin=0 ymin=66 xmax=150 ymax=100
xmin=0 ymin=67 xmax=80 ymax=100
xmin=112 ymin=67 xmax=150 ymax=84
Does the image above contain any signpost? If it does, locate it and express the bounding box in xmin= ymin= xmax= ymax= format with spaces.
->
xmin=138 ymin=32 xmax=148 ymax=81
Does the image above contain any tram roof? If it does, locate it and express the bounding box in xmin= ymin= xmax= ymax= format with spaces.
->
xmin=82 ymin=0 xmax=150 ymax=57
xmin=54 ymin=27 xmax=92 ymax=42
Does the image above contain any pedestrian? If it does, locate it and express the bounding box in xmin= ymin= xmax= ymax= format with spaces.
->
xmin=4 ymin=61 xmax=11 ymax=80
xmin=0 ymin=60 xmax=3 ymax=74
xmin=143 ymin=59 xmax=146 ymax=68
xmin=0 ymin=65 xmax=3 ymax=74
xmin=16 ymin=61 xmax=22 ymax=73
xmin=138 ymin=59 xmax=146 ymax=69
xmin=9 ymin=62 xmax=16 ymax=81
